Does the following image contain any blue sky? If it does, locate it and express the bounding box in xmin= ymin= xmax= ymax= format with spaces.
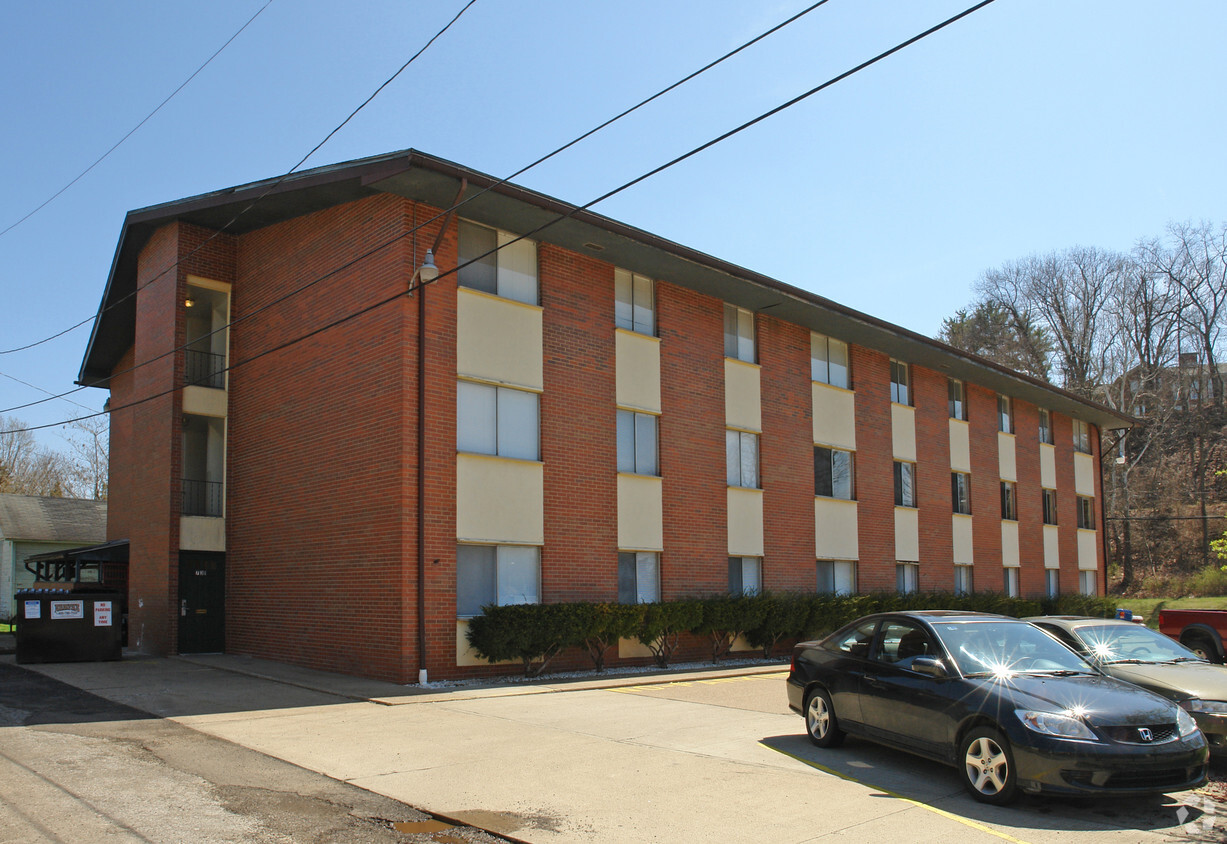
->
xmin=2 ymin=0 xmax=1224 ymax=450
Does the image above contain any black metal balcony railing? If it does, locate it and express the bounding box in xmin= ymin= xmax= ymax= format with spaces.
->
xmin=185 ymin=348 xmax=226 ymax=389
xmin=181 ymin=479 xmax=224 ymax=517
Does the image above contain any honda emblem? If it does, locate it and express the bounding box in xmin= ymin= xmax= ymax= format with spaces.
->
xmin=1138 ymin=727 xmax=1154 ymax=742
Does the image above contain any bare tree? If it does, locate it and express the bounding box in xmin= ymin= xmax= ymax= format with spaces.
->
xmin=0 ymin=415 xmax=73 ymax=497
xmin=61 ymin=416 xmax=109 ymax=500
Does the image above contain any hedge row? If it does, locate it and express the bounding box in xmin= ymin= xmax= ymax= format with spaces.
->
xmin=464 ymin=591 xmax=1118 ymax=677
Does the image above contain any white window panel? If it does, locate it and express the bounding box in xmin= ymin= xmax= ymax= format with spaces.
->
xmin=496 ymin=386 xmax=539 ymax=460
xmin=497 ymin=545 xmax=540 ymax=605
xmin=457 ymin=380 xmax=497 ymax=454
xmin=496 ymin=231 xmax=537 ymax=306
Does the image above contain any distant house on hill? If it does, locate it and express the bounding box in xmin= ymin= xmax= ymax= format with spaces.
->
xmin=0 ymin=494 xmax=107 ymax=619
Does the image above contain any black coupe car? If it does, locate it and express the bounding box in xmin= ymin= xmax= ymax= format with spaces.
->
xmin=787 ymin=611 xmax=1208 ymax=804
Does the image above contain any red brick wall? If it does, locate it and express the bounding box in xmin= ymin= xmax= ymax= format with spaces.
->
xmin=658 ymin=281 xmax=726 ymax=597
xmin=226 ymin=194 xmax=414 ymax=681
xmin=540 ymin=245 xmax=618 ymax=601
xmin=968 ymin=384 xmax=1003 ymax=592
xmin=1013 ymin=400 xmax=1045 ymax=596
xmin=760 ymin=318 xmax=815 ymax=590
xmin=852 ymin=347 xmax=895 ymax=591
xmin=914 ymin=366 xmax=953 ymax=590
xmin=1053 ymin=412 xmax=1079 ymax=593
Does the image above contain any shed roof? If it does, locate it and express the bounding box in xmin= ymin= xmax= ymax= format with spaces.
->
xmin=0 ymin=494 xmax=107 ymax=543
xmin=78 ymin=148 xmax=1135 ymax=430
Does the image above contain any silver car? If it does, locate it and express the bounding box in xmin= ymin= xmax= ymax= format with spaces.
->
xmin=1029 ymin=616 xmax=1227 ymax=753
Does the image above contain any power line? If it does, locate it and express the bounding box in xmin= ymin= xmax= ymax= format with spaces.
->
xmin=0 ymin=0 xmax=478 ymax=358
xmin=1 ymin=0 xmax=831 ymax=414
xmin=2 ymin=0 xmax=999 ymax=435
xmin=0 ymin=1 xmax=274 ymax=242
xmin=0 ymin=370 xmax=95 ymax=414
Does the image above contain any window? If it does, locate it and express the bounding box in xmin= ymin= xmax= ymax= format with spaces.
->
xmin=894 ymin=461 xmax=916 ymax=508
xmin=618 ymin=551 xmax=661 ymax=603
xmin=814 ymin=446 xmax=855 ymax=499
xmin=953 ymin=564 xmax=973 ymax=596
xmin=948 ymin=379 xmax=966 ymax=420
xmin=832 ymin=619 xmax=877 ymax=656
xmin=1080 ymin=570 xmax=1097 ymax=596
xmin=457 ymin=381 xmax=539 ymax=460
xmin=456 ymin=544 xmax=540 ymax=616
xmin=1004 ymin=567 xmax=1020 ymax=598
xmin=811 ymin=333 xmax=850 ymax=388
xmin=1042 ymin=488 xmax=1058 ymax=525
xmin=1038 ymin=408 xmax=1053 ymax=445
xmin=723 ymin=304 xmax=755 ymax=363
xmin=726 ymin=430 xmax=759 ymax=488
xmin=728 ymin=557 xmax=762 ymax=595
xmin=617 ymin=410 xmax=658 ymax=475
xmin=457 ymin=220 xmax=538 ymax=305
xmin=817 ymin=560 xmax=856 ymax=595
xmin=1000 ymin=480 xmax=1017 ymax=520
xmin=1073 ymin=419 xmax=1093 ymax=454
xmin=1076 ymin=496 xmax=1095 ymax=530
xmin=890 ymin=359 xmax=910 ymax=405
xmin=896 ymin=562 xmax=919 ymax=594
xmin=998 ymin=395 xmax=1013 ymax=434
xmin=951 ymin=472 xmax=971 ymax=515
xmin=615 ymin=269 xmax=654 ymax=335
xmin=875 ymin=620 xmax=935 ymax=668
xmin=1045 ymin=568 xmax=1060 ymax=598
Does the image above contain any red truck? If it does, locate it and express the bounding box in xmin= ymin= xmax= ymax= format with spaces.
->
xmin=1158 ymin=608 xmax=1227 ymax=663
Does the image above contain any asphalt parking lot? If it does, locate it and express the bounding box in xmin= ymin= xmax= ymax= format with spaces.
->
xmin=3 ymin=655 xmax=1225 ymax=843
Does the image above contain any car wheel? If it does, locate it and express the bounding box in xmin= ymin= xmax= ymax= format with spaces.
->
xmin=959 ymin=727 xmax=1018 ymax=805
xmin=1183 ymin=635 xmax=1223 ymax=664
xmin=804 ymin=688 xmax=845 ymax=748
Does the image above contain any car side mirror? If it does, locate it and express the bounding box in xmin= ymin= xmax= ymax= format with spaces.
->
xmin=911 ymin=656 xmax=947 ymax=678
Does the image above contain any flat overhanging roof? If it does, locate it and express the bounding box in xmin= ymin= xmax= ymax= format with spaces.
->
xmin=79 ymin=149 xmax=1134 ymax=431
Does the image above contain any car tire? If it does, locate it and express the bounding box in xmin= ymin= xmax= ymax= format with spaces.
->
xmin=1183 ymin=635 xmax=1224 ymax=664
xmin=804 ymin=688 xmax=845 ymax=748
xmin=959 ymin=727 xmax=1019 ymax=805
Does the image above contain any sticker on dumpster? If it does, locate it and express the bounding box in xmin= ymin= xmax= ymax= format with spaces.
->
xmin=24 ymin=600 xmax=41 ymax=619
xmin=94 ymin=601 xmax=113 ymax=627
xmin=50 ymin=600 xmax=84 ymax=620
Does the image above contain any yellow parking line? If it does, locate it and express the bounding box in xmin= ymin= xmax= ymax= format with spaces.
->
xmin=764 ymin=743 xmax=1035 ymax=844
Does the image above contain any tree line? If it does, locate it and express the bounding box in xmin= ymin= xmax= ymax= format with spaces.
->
xmin=939 ymin=221 xmax=1227 ymax=592
xmin=0 ymin=414 xmax=108 ymax=501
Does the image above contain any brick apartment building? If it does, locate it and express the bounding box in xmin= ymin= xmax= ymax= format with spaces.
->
xmin=78 ymin=149 xmax=1131 ymax=682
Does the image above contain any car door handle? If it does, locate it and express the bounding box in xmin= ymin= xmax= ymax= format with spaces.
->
xmin=863 ymin=675 xmax=883 ymax=687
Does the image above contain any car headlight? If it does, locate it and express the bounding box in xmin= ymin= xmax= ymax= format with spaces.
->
xmin=1016 ymin=709 xmax=1099 ymax=741
xmin=1181 ymin=699 xmax=1227 ymax=716
xmin=1176 ymin=706 xmax=1202 ymax=737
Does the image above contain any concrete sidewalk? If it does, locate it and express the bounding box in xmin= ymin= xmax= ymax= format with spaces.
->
xmin=8 ymin=652 xmax=1211 ymax=843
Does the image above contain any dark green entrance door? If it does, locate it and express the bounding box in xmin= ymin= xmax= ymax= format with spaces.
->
xmin=178 ymin=552 xmax=225 ymax=653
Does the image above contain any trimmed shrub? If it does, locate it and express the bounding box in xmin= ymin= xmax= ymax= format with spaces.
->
xmin=569 ymin=602 xmax=641 ymax=671
xmin=745 ymin=592 xmax=810 ymax=658
xmin=636 ymin=600 xmax=703 ymax=668
xmin=465 ymin=603 xmax=579 ymax=677
xmin=693 ymin=594 xmax=769 ymax=662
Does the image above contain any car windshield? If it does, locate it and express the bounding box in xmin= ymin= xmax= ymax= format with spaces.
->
xmin=934 ymin=620 xmax=1095 ymax=677
xmin=1070 ymin=623 xmax=1203 ymax=665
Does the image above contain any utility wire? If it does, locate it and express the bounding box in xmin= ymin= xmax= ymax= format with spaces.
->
xmin=0 ymin=0 xmax=477 ymax=358
xmin=1 ymin=0 xmax=998 ymax=435
xmin=0 ymin=370 xmax=95 ymax=413
xmin=1 ymin=0 xmax=831 ymax=414
xmin=0 ymin=0 xmax=274 ymax=242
